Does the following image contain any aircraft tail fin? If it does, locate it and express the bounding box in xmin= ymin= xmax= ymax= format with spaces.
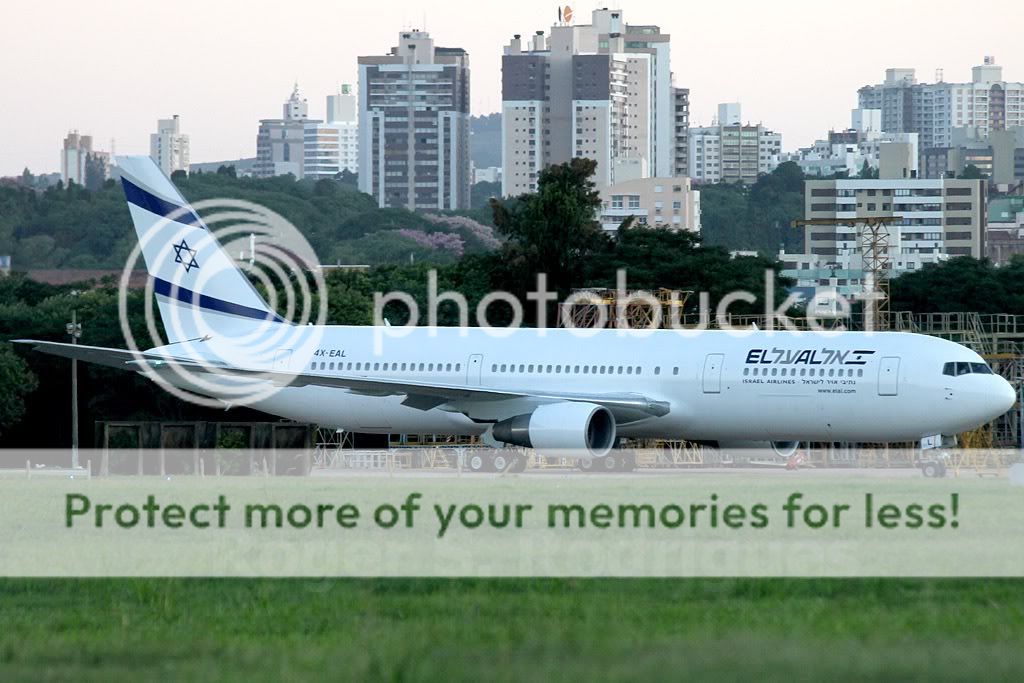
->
xmin=115 ymin=156 xmax=283 ymax=342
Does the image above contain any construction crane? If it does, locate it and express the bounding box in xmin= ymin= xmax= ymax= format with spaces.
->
xmin=790 ymin=216 xmax=904 ymax=331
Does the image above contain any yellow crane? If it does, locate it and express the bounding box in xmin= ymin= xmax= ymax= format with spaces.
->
xmin=790 ymin=216 xmax=904 ymax=331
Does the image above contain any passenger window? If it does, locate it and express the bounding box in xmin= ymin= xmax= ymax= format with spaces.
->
xmin=636 ymin=367 xmax=642 ymax=376
xmin=556 ymin=365 xmax=562 ymax=373
xmin=546 ymin=365 xmax=552 ymax=373
xmin=329 ymin=362 xmax=335 ymax=371
xmin=310 ymin=362 xmax=316 ymax=370
xmin=319 ymin=362 xmax=326 ymax=370
xmin=574 ymin=365 xmax=580 ymax=373
xmin=491 ymin=364 xmax=497 ymax=372
xmin=401 ymin=363 xmax=407 ymax=371
xmin=583 ymin=366 xmax=589 ymax=374
xmin=858 ymin=369 xmax=863 ymax=377
xmin=528 ymin=365 xmax=534 ymax=373
xmin=743 ymin=368 xmax=749 ymax=376
xmin=447 ymin=364 xmax=453 ymax=371
xmin=418 ymin=363 xmax=424 ymax=371
xmin=673 ymin=367 xmax=679 ymax=375
xmin=654 ymin=367 xmax=661 ymax=375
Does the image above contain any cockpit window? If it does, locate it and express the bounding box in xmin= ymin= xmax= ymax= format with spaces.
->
xmin=943 ymin=362 xmax=994 ymax=376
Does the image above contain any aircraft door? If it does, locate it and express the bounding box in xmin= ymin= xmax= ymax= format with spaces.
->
xmin=702 ymin=353 xmax=724 ymax=394
xmin=467 ymin=354 xmax=483 ymax=386
xmin=878 ymin=356 xmax=900 ymax=396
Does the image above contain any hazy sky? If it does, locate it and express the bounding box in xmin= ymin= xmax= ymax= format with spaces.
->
xmin=1 ymin=0 xmax=1021 ymax=176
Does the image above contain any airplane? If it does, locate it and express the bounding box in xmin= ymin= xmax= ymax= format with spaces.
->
xmin=15 ymin=157 xmax=1017 ymax=472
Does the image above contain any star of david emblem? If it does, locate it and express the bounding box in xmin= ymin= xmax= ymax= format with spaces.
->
xmin=172 ymin=239 xmax=200 ymax=273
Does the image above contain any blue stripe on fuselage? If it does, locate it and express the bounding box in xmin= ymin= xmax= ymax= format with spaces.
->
xmin=153 ymin=277 xmax=286 ymax=324
xmin=121 ymin=178 xmax=206 ymax=228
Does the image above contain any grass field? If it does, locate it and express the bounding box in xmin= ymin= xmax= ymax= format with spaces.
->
xmin=1 ymin=579 xmax=1023 ymax=681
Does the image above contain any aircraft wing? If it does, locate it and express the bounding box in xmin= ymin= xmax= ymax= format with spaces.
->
xmin=14 ymin=340 xmax=670 ymax=422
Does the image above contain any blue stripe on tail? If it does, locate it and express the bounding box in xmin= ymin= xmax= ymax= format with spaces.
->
xmin=153 ymin=277 xmax=286 ymax=324
xmin=121 ymin=178 xmax=206 ymax=228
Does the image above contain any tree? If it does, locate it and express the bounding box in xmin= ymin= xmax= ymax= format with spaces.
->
xmin=471 ymin=180 xmax=501 ymax=209
xmin=858 ymin=160 xmax=879 ymax=179
xmin=488 ymin=158 xmax=609 ymax=300
xmin=0 ymin=344 xmax=38 ymax=437
xmin=960 ymin=164 xmax=986 ymax=180
xmin=889 ymin=256 xmax=1024 ymax=315
xmin=701 ymin=162 xmax=806 ymax=254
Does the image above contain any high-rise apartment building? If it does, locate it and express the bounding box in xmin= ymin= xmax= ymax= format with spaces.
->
xmin=149 ymin=115 xmax=190 ymax=176
xmin=358 ymin=30 xmax=471 ymax=210
xmin=254 ymin=84 xmax=317 ymax=179
xmin=858 ymin=57 xmax=1024 ymax=154
xmin=304 ymin=85 xmax=359 ymax=180
xmin=500 ymin=8 xmax=678 ymax=196
xmin=688 ymin=104 xmax=782 ymax=184
xmin=61 ymin=131 xmax=109 ymax=189
xmin=781 ymin=146 xmax=987 ymax=293
xmin=61 ymin=131 xmax=92 ymax=186
xmin=672 ymin=87 xmax=690 ymax=177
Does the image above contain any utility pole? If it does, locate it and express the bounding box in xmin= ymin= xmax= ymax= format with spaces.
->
xmin=66 ymin=306 xmax=82 ymax=469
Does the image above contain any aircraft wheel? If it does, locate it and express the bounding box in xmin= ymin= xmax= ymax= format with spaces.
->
xmin=467 ymin=452 xmax=491 ymax=473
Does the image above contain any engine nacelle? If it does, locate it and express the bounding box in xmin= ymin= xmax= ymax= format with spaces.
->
xmin=770 ymin=441 xmax=800 ymax=458
xmin=714 ymin=440 xmax=800 ymax=458
xmin=491 ymin=402 xmax=616 ymax=459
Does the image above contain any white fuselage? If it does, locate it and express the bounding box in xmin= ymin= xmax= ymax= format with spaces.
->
xmin=154 ymin=325 xmax=1016 ymax=443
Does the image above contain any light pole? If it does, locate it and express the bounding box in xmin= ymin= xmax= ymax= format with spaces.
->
xmin=66 ymin=299 xmax=82 ymax=469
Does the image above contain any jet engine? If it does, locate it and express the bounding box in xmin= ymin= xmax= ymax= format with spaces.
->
xmin=491 ymin=402 xmax=616 ymax=459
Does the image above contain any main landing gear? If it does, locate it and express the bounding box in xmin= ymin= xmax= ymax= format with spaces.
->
xmin=577 ymin=450 xmax=637 ymax=473
xmin=465 ymin=450 xmax=528 ymax=473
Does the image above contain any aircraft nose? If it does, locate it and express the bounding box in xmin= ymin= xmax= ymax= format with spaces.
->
xmin=995 ymin=377 xmax=1017 ymax=415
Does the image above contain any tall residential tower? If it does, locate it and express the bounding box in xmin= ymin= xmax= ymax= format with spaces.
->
xmin=500 ymin=8 xmax=677 ymax=196
xmin=149 ymin=115 xmax=190 ymax=176
xmin=358 ymin=30 xmax=471 ymax=210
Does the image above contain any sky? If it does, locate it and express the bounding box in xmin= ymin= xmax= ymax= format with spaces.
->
xmin=1 ymin=0 xmax=1022 ymax=176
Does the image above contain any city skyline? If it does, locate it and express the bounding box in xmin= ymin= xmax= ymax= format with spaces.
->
xmin=1 ymin=0 xmax=1022 ymax=176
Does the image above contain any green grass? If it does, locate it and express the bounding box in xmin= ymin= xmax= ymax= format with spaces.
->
xmin=1 ymin=579 xmax=1023 ymax=681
